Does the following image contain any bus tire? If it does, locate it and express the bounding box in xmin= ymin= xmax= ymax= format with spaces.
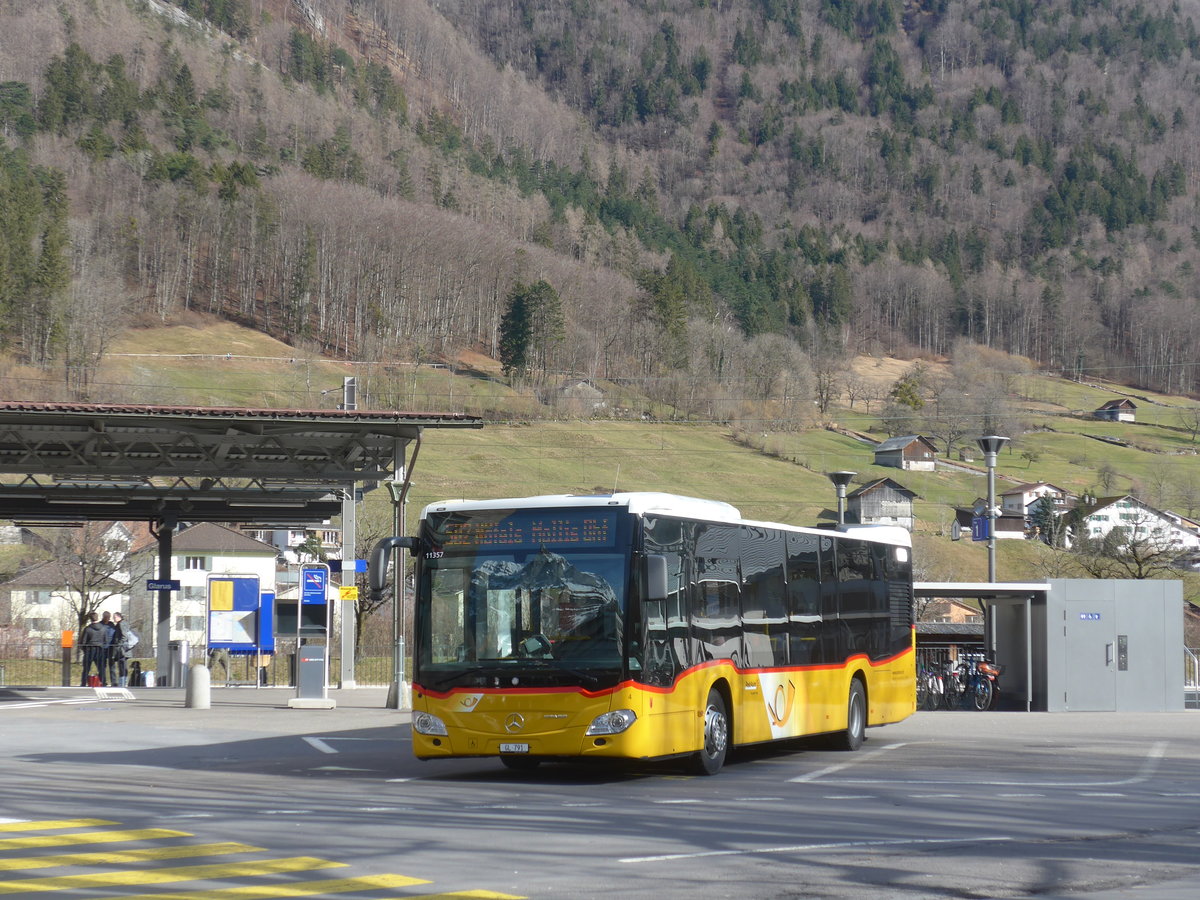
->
xmin=689 ymin=688 xmax=729 ymax=776
xmin=834 ymin=679 xmax=866 ymax=752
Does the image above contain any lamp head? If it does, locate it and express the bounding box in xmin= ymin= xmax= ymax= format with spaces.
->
xmin=827 ymin=470 xmax=857 ymax=490
xmin=976 ymin=435 xmax=1009 ymax=457
xmin=830 ymin=468 xmax=859 ymax=489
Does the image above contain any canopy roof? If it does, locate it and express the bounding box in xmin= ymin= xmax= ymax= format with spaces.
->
xmin=0 ymin=401 xmax=482 ymax=524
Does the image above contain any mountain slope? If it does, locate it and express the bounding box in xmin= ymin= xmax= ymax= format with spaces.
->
xmin=1 ymin=0 xmax=1199 ymax=413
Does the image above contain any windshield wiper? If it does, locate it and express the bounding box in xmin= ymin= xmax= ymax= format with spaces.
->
xmin=424 ymin=660 xmax=614 ymax=691
xmin=518 ymin=658 xmax=603 ymax=688
xmin=423 ymin=669 xmax=495 ymax=691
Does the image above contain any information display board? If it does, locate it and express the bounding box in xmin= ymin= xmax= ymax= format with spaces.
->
xmin=428 ymin=508 xmax=621 ymax=552
xmin=207 ymin=575 xmax=263 ymax=654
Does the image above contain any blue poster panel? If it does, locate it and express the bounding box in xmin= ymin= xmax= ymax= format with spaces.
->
xmin=208 ymin=575 xmax=262 ymax=654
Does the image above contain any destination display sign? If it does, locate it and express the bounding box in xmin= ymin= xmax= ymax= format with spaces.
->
xmin=429 ymin=508 xmax=621 ymax=552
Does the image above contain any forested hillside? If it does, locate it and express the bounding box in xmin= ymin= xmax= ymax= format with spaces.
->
xmin=2 ymin=0 xmax=1199 ymax=416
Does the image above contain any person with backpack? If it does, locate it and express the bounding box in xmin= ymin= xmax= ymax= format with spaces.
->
xmin=99 ymin=611 xmax=116 ymax=684
xmin=109 ymin=612 xmax=137 ymax=688
xmin=78 ymin=612 xmax=107 ymax=686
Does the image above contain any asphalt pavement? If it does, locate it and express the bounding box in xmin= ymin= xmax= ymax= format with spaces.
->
xmin=2 ymin=684 xmax=1200 ymax=899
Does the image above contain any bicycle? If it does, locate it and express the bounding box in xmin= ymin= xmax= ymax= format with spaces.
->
xmin=916 ymin=663 xmax=945 ymax=710
xmin=949 ymin=658 xmax=1003 ymax=710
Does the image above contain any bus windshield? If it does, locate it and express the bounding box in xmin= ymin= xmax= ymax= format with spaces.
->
xmin=417 ymin=508 xmax=630 ymax=689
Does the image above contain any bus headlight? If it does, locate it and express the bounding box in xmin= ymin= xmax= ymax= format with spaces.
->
xmin=412 ymin=712 xmax=448 ymax=736
xmin=586 ymin=709 xmax=637 ymax=735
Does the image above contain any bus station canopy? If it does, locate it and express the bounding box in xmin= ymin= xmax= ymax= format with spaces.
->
xmin=0 ymin=400 xmax=483 ymax=524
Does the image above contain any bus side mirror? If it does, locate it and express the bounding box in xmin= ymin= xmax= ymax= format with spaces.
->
xmin=368 ymin=536 xmax=416 ymax=603
xmin=646 ymin=554 xmax=668 ymax=602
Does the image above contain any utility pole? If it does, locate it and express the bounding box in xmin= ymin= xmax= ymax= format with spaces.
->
xmin=976 ymin=435 xmax=1009 ymax=583
xmin=339 ymin=376 xmax=357 ymax=689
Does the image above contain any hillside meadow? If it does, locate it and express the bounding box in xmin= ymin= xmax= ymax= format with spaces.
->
xmin=16 ymin=321 xmax=1177 ymax=602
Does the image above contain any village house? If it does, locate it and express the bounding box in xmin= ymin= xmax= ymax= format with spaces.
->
xmin=1094 ymin=398 xmax=1136 ymax=422
xmin=846 ymin=478 xmax=918 ymax=531
xmin=0 ymin=522 xmax=138 ymax=651
xmin=1001 ymin=482 xmax=1074 ymax=519
xmin=1074 ymin=495 xmax=1200 ymax=551
xmin=873 ymin=435 xmax=938 ymax=471
xmin=953 ymin=505 xmax=1027 ymax=539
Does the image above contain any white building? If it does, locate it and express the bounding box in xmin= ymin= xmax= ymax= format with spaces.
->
xmin=1 ymin=522 xmax=136 ymax=649
xmin=1001 ymin=482 xmax=1074 ymax=518
xmin=1076 ymin=495 xmax=1200 ymax=551
xmin=241 ymin=524 xmax=341 ymax=566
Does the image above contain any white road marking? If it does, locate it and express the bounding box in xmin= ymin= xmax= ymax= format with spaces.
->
xmin=621 ymin=835 xmax=1014 ymax=864
xmin=0 ymin=698 xmax=103 ymax=710
xmin=794 ymin=741 xmax=1167 ymax=789
xmin=302 ymin=736 xmax=378 ymax=754
xmin=789 ymin=743 xmax=910 ymax=783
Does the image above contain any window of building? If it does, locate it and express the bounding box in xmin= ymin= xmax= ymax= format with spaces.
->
xmin=176 ymin=616 xmax=205 ymax=631
xmin=25 ymin=618 xmax=53 ymax=631
xmin=183 ymin=586 xmax=206 ymax=602
xmin=184 ymin=556 xmax=208 ymax=570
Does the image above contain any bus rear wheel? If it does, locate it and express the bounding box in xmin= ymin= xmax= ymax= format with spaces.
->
xmin=689 ymin=688 xmax=729 ymax=775
xmin=832 ymin=680 xmax=866 ymax=751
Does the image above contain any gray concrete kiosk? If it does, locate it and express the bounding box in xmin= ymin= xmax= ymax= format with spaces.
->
xmin=988 ymin=579 xmax=1183 ymax=712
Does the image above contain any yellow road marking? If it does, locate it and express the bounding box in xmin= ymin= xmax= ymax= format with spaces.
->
xmin=97 ymin=873 xmax=433 ymax=899
xmin=0 ymin=856 xmax=344 ymax=894
xmin=0 ymin=828 xmax=191 ymax=851
xmin=0 ymin=842 xmax=264 ymax=871
xmin=0 ymin=820 xmax=116 ymax=833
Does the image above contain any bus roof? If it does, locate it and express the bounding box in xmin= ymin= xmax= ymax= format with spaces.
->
xmin=420 ymin=492 xmax=742 ymax=522
xmin=418 ymin=493 xmax=911 ymax=547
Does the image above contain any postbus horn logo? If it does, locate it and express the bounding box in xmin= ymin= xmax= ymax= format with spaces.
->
xmin=766 ymin=680 xmax=796 ymax=727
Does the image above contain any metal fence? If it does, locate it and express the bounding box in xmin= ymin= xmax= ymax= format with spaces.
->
xmin=0 ymin=597 xmax=407 ymax=689
xmin=1187 ymin=647 xmax=1200 ymax=709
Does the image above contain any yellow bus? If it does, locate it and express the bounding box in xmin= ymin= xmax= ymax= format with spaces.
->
xmin=370 ymin=492 xmax=915 ymax=775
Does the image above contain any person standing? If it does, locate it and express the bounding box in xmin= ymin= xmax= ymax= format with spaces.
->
xmin=79 ymin=612 xmax=107 ymax=686
xmin=99 ymin=611 xmax=116 ymax=687
xmin=109 ymin=612 xmax=130 ymax=688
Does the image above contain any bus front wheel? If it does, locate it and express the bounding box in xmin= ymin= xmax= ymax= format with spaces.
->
xmin=690 ymin=688 xmax=729 ymax=775
xmin=833 ymin=680 xmax=866 ymax=751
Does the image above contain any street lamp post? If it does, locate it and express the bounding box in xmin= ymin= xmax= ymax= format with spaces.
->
xmin=976 ymin=435 xmax=1009 ymax=583
xmin=827 ymin=471 xmax=856 ymax=525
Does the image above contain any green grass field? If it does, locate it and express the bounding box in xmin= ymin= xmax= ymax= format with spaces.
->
xmin=42 ymin=320 xmax=1200 ymax=604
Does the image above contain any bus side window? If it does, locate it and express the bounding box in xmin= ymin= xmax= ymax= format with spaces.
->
xmin=819 ymin=537 xmax=842 ymax=662
xmin=742 ymin=526 xmax=786 ymax=668
xmin=640 ymin=516 xmax=691 ymax=685
xmin=636 ymin=551 xmax=688 ymax=686
xmin=786 ymin=532 xmax=821 ymax=665
xmin=837 ymin=539 xmax=876 ymax=655
xmin=690 ymin=579 xmax=741 ymax=664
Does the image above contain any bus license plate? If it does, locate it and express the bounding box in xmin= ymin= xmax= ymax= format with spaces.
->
xmin=500 ymin=743 xmax=530 ymax=754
